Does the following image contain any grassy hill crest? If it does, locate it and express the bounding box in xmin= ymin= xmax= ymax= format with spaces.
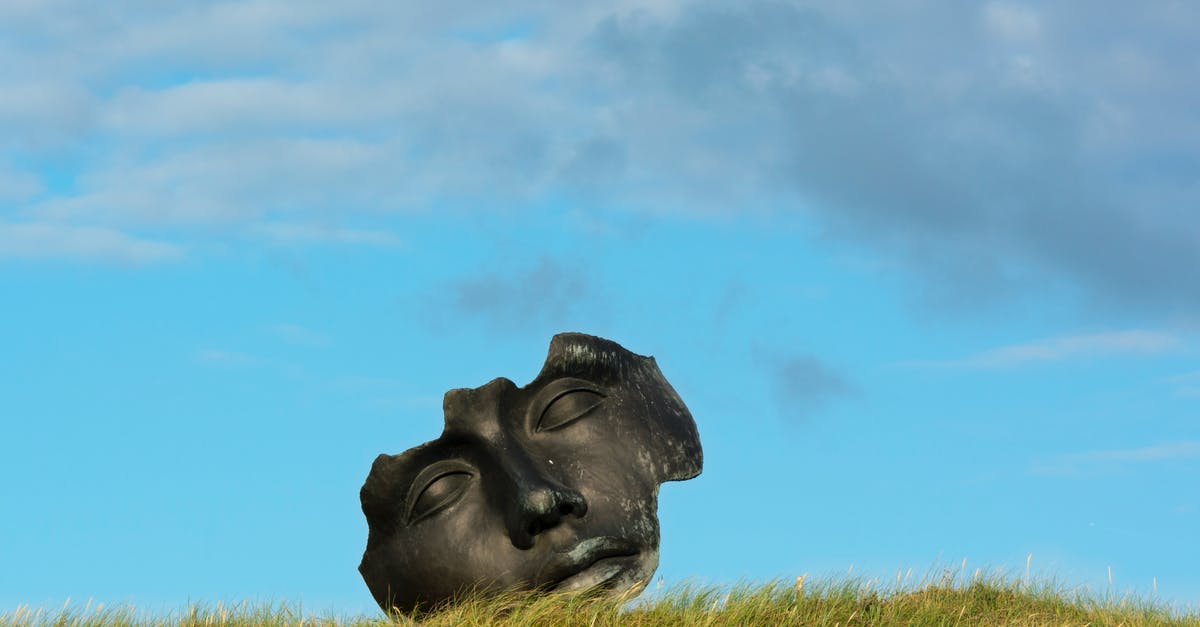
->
xmin=4 ymin=575 xmax=1197 ymax=626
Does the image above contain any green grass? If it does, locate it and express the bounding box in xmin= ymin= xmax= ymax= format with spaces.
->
xmin=4 ymin=575 xmax=1197 ymax=626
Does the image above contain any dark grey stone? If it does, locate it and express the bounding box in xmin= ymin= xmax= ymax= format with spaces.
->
xmin=359 ymin=333 xmax=703 ymax=614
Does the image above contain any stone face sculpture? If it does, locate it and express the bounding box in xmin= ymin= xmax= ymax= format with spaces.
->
xmin=358 ymin=333 xmax=703 ymax=614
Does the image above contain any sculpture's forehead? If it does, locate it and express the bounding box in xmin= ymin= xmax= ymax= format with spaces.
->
xmin=440 ymin=377 xmax=520 ymax=438
xmin=388 ymin=438 xmax=461 ymax=477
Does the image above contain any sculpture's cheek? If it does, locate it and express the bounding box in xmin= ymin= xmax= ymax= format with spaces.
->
xmin=367 ymin=501 xmax=536 ymax=612
xmin=597 ymin=498 xmax=661 ymax=548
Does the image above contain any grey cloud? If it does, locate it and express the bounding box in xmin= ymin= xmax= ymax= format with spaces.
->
xmin=712 ymin=279 xmax=749 ymax=329
xmin=587 ymin=1 xmax=1200 ymax=312
xmin=555 ymin=137 xmax=629 ymax=191
xmin=442 ymin=257 xmax=594 ymax=332
xmin=757 ymin=349 xmax=856 ymax=422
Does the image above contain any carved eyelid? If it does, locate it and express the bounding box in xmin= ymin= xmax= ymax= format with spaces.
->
xmin=530 ymin=377 xmax=606 ymax=432
xmin=404 ymin=460 xmax=474 ymax=525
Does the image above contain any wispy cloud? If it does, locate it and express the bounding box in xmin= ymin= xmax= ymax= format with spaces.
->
xmin=0 ymin=222 xmax=183 ymax=264
xmin=194 ymin=347 xmax=304 ymax=377
xmin=195 ymin=348 xmax=261 ymax=367
xmin=269 ymin=323 xmax=330 ymax=347
xmin=1165 ymin=370 xmax=1200 ymax=384
xmin=0 ymin=166 xmax=41 ymax=202
xmin=249 ymin=222 xmax=403 ymax=247
xmin=1033 ymin=441 xmax=1200 ymax=475
xmin=915 ymin=330 xmax=1182 ymax=368
xmin=1165 ymin=370 xmax=1200 ymax=398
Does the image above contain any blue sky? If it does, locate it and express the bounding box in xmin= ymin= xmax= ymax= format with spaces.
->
xmin=2 ymin=0 xmax=1198 ymax=616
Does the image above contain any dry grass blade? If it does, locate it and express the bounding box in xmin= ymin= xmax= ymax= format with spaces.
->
xmin=2 ymin=576 xmax=1197 ymax=626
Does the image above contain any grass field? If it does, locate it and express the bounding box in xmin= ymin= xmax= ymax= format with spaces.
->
xmin=4 ymin=574 xmax=1197 ymax=626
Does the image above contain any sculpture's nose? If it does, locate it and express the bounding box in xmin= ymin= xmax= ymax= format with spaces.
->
xmin=504 ymin=458 xmax=587 ymax=549
xmin=441 ymin=376 xmax=587 ymax=549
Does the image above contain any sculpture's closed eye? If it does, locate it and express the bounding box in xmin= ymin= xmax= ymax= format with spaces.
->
xmin=537 ymin=387 xmax=604 ymax=432
xmin=407 ymin=465 xmax=473 ymax=524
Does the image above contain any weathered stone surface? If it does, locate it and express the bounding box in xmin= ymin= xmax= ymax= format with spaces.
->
xmin=359 ymin=333 xmax=703 ymax=614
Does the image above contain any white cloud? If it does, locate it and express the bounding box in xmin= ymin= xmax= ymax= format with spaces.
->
xmin=2 ymin=0 xmax=1199 ymax=307
xmin=0 ymin=81 xmax=95 ymax=150
xmin=101 ymin=79 xmax=357 ymax=137
xmin=34 ymin=138 xmax=391 ymax=226
xmin=924 ymin=330 xmax=1182 ymax=368
xmin=0 ymin=222 xmax=182 ymax=263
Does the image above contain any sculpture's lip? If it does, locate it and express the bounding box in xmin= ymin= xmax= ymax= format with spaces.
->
xmin=547 ymin=554 xmax=639 ymax=592
xmin=536 ymin=536 xmax=641 ymax=592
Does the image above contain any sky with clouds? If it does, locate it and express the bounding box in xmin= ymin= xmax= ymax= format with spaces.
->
xmin=2 ymin=0 xmax=1198 ymax=615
